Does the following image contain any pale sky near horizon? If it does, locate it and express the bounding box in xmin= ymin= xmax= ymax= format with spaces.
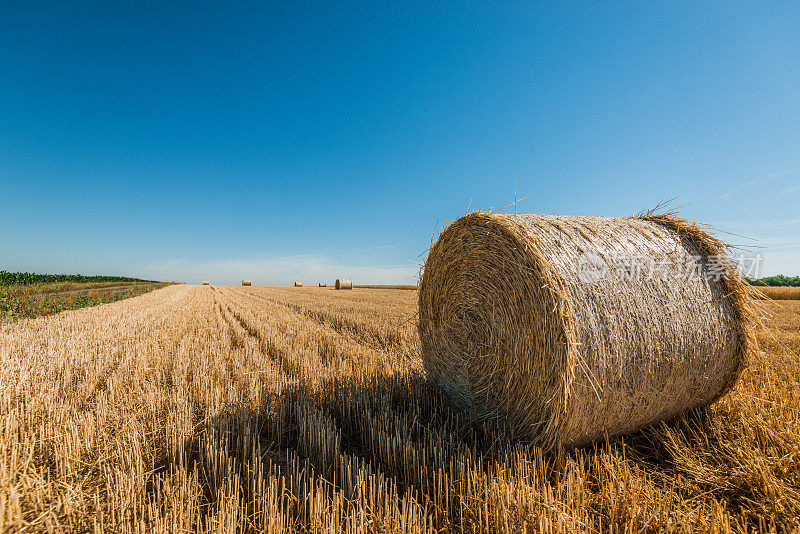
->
xmin=2 ymin=2 xmax=798 ymax=285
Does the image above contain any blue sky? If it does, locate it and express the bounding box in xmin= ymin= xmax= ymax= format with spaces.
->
xmin=1 ymin=2 xmax=798 ymax=284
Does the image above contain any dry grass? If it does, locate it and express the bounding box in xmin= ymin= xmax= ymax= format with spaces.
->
xmin=759 ymin=286 xmax=800 ymax=300
xmin=1 ymin=285 xmax=799 ymax=532
xmin=1 ymin=280 xmax=146 ymax=298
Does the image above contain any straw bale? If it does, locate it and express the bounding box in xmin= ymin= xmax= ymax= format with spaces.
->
xmin=335 ymin=278 xmax=352 ymax=290
xmin=418 ymin=211 xmax=757 ymax=448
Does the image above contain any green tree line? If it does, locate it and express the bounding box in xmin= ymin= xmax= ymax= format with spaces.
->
xmin=748 ymin=275 xmax=800 ymax=287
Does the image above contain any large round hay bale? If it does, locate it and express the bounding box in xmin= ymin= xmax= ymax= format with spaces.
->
xmin=418 ymin=211 xmax=756 ymax=449
xmin=294 ymin=282 xmax=303 ymax=287
xmin=335 ymin=278 xmax=352 ymax=290
xmin=319 ymin=282 xmax=327 ymax=287
xmin=201 ymin=281 xmax=210 ymax=286
xmin=242 ymin=279 xmax=252 ymax=286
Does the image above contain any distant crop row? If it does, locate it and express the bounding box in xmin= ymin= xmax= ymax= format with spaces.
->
xmin=0 ymin=270 xmax=156 ymax=286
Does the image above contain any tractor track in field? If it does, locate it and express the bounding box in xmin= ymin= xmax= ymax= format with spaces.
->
xmin=229 ymin=287 xmax=408 ymax=353
xmin=216 ymin=299 xmax=305 ymax=378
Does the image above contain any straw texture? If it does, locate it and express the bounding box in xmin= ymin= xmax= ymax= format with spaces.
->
xmin=319 ymin=282 xmax=327 ymax=287
xmin=418 ymin=211 xmax=757 ymax=449
xmin=242 ymin=279 xmax=252 ymax=286
xmin=201 ymin=281 xmax=210 ymax=286
xmin=294 ymin=282 xmax=303 ymax=287
xmin=335 ymin=279 xmax=353 ymax=290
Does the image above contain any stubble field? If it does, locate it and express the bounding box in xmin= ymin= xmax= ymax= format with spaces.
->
xmin=1 ymin=284 xmax=799 ymax=533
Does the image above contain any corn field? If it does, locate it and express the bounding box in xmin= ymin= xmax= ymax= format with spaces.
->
xmin=0 ymin=271 xmax=153 ymax=286
xmin=1 ymin=285 xmax=799 ymax=532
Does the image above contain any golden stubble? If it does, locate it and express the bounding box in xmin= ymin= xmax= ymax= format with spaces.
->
xmin=1 ymin=284 xmax=798 ymax=532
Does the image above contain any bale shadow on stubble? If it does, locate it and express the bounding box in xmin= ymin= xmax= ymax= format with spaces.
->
xmin=146 ymin=368 xmax=769 ymax=531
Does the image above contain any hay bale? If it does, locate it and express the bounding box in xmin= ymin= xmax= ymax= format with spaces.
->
xmin=294 ymin=282 xmax=303 ymax=287
xmin=418 ymin=211 xmax=757 ymax=449
xmin=335 ymin=278 xmax=352 ymax=290
xmin=319 ymin=282 xmax=327 ymax=287
xmin=242 ymin=279 xmax=252 ymax=286
xmin=201 ymin=281 xmax=210 ymax=286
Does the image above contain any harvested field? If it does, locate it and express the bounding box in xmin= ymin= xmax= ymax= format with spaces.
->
xmin=759 ymin=286 xmax=800 ymax=300
xmin=354 ymin=284 xmax=418 ymax=290
xmin=2 ymin=285 xmax=799 ymax=532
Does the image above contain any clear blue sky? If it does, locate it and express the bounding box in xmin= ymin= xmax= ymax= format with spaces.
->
xmin=2 ymin=2 xmax=798 ymax=284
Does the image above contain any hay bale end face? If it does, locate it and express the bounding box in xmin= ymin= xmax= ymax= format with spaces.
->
xmin=201 ymin=281 xmax=210 ymax=286
xmin=294 ymin=282 xmax=303 ymax=287
xmin=319 ymin=282 xmax=327 ymax=287
xmin=242 ymin=279 xmax=252 ymax=286
xmin=418 ymin=212 xmax=756 ymax=449
xmin=335 ymin=278 xmax=353 ymax=290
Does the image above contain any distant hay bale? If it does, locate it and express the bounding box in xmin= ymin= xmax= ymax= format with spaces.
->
xmin=335 ymin=278 xmax=352 ymax=290
xmin=201 ymin=281 xmax=210 ymax=286
xmin=418 ymin=211 xmax=758 ymax=449
xmin=242 ymin=280 xmax=252 ymax=286
xmin=319 ymin=282 xmax=327 ymax=287
xmin=294 ymin=282 xmax=303 ymax=287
